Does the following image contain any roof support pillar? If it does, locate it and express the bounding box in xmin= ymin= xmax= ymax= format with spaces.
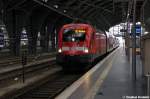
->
xmin=6 ymin=10 xmax=22 ymax=56
xmin=132 ymin=0 xmax=137 ymax=81
xmin=26 ymin=17 xmax=38 ymax=55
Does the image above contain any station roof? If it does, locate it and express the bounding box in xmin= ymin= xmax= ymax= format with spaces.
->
xmin=0 ymin=0 xmax=145 ymax=30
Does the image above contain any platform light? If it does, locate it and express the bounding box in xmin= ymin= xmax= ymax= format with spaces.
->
xmin=1 ymin=27 xmax=4 ymax=30
xmin=130 ymin=23 xmax=133 ymax=26
xmin=58 ymin=48 xmax=62 ymax=53
xmin=145 ymin=31 xmax=149 ymax=34
xmin=14 ymin=77 xmax=19 ymax=81
xmin=23 ymin=42 xmax=26 ymax=46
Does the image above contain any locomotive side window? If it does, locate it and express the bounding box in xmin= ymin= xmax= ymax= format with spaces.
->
xmin=63 ymin=29 xmax=86 ymax=42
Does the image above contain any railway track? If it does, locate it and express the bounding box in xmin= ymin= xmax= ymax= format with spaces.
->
xmin=0 ymin=58 xmax=62 ymax=99
xmin=0 ymin=52 xmax=56 ymax=67
xmin=0 ymin=59 xmax=56 ymax=82
xmin=14 ymin=71 xmax=83 ymax=99
xmin=8 ymin=53 xmax=108 ymax=99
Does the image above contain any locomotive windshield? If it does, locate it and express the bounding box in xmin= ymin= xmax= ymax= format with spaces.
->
xmin=63 ymin=29 xmax=86 ymax=42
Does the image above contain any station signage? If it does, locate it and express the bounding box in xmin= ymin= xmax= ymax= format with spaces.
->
xmin=135 ymin=25 xmax=141 ymax=34
xmin=130 ymin=25 xmax=141 ymax=36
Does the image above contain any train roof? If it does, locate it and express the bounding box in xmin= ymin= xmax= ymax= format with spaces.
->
xmin=62 ymin=23 xmax=93 ymax=28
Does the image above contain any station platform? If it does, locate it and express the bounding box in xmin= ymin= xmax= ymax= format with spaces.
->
xmin=56 ymin=47 xmax=146 ymax=99
xmin=94 ymin=47 xmax=145 ymax=99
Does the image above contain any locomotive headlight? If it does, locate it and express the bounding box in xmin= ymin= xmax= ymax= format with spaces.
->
xmin=58 ymin=49 xmax=62 ymax=53
xmin=84 ymin=48 xmax=89 ymax=53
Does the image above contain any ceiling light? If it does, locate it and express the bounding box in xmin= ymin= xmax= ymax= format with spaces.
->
xmin=136 ymin=22 xmax=141 ymax=25
xmin=63 ymin=10 xmax=66 ymax=13
xmin=54 ymin=5 xmax=58 ymax=8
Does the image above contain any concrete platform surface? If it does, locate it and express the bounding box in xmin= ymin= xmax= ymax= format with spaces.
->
xmin=94 ymin=47 xmax=145 ymax=99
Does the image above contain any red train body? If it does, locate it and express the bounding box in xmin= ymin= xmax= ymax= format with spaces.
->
xmin=56 ymin=23 xmax=118 ymax=68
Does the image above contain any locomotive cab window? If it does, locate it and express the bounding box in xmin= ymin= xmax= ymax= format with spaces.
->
xmin=63 ymin=29 xmax=86 ymax=42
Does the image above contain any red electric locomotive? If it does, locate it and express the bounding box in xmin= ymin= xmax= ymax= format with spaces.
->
xmin=56 ymin=23 xmax=107 ymax=69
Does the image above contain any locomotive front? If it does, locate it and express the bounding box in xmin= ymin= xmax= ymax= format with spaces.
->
xmin=56 ymin=24 xmax=93 ymax=65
